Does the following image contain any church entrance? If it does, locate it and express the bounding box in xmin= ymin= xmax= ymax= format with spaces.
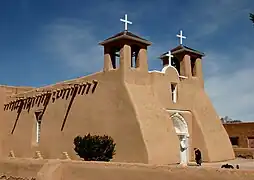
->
xmin=171 ymin=113 xmax=189 ymax=165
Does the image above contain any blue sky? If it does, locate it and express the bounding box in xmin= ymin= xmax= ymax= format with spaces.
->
xmin=0 ymin=0 xmax=253 ymax=121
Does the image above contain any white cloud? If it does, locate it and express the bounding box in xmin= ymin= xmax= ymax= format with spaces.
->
xmin=204 ymin=49 xmax=254 ymax=121
xmin=185 ymin=0 xmax=251 ymax=40
xmin=40 ymin=18 xmax=103 ymax=73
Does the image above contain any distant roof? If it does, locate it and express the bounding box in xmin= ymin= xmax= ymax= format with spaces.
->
xmin=171 ymin=45 xmax=205 ymax=57
xmin=99 ymin=30 xmax=152 ymax=46
xmin=223 ymin=121 xmax=254 ymax=125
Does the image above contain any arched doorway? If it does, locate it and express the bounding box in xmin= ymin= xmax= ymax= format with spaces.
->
xmin=171 ymin=113 xmax=189 ymax=165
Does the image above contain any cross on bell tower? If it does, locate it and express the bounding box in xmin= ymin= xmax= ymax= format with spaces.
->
xmin=99 ymin=15 xmax=151 ymax=73
xmin=176 ymin=30 xmax=186 ymax=45
xmin=120 ymin=14 xmax=132 ymax=31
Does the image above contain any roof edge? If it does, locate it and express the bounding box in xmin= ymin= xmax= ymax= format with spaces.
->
xmin=99 ymin=31 xmax=152 ymax=46
xmin=171 ymin=45 xmax=205 ymax=57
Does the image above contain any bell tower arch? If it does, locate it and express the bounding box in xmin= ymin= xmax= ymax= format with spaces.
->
xmin=159 ymin=30 xmax=205 ymax=87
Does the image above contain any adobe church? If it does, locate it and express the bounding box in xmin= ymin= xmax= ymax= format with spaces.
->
xmin=0 ymin=15 xmax=234 ymax=165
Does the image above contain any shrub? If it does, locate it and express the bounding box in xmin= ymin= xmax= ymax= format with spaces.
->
xmin=74 ymin=133 xmax=116 ymax=161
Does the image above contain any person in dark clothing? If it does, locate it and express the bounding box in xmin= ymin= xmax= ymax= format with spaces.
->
xmin=194 ymin=148 xmax=202 ymax=166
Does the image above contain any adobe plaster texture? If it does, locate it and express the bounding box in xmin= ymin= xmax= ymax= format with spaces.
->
xmin=0 ymin=159 xmax=254 ymax=180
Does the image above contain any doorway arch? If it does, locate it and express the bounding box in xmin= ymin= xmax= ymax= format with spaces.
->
xmin=171 ymin=113 xmax=189 ymax=165
xmin=171 ymin=113 xmax=189 ymax=134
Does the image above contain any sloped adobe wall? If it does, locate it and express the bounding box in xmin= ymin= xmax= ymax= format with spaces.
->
xmin=191 ymin=89 xmax=235 ymax=162
xmin=1 ymin=71 xmax=148 ymax=163
xmin=125 ymin=83 xmax=180 ymax=164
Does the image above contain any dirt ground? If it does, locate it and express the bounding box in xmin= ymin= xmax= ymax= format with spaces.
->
xmin=186 ymin=158 xmax=254 ymax=170
xmin=0 ymin=158 xmax=254 ymax=180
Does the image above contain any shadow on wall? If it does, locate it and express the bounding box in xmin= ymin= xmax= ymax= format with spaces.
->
xmin=3 ymin=80 xmax=99 ymax=133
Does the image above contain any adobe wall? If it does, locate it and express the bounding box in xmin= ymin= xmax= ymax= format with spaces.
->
xmin=1 ymin=70 xmax=150 ymax=163
xmin=223 ymin=123 xmax=254 ymax=148
xmin=145 ymin=66 xmax=234 ymax=162
xmin=1 ymin=66 xmax=192 ymax=164
xmin=0 ymin=88 xmax=5 ymax=158
xmin=0 ymin=85 xmax=34 ymax=152
xmin=124 ymin=72 xmax=180 ymax=164
xmin=233 ymin=148 xmax=254 ymax=159
xmin=0 ymin=62 xmax=234 ymax=163
xmin=0 ymin=159 xmax=254 ymax=180
xmin=0 ymin=85 xmax=34 ymax=98
xmin=0 ymin=158 xmax=45 ymax=179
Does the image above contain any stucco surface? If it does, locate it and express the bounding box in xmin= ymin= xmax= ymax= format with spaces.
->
xmin=125 ymin=83 xmax=179 ymax=164
xmin=0 ymin=158 xmax=45 ymax=178
xmin=0 ymin=159 xmax=254 ymax=180
xmin=224 ymin=122 xmax=254 ymax=148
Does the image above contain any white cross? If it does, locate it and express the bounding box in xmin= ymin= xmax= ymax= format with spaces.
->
xmin=166 ymin=51 xmax=173 ymax=66
xmin=120 ymin=14 xmax=132 ymax=31
xmin=176 ymin=30 xmax=186 ymax=45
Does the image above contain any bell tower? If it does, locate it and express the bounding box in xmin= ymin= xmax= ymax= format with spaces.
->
xmin=159 ymin=30 xmax=205 ymax=86
xmin=99 ymin=14 xmax=151 ymax=73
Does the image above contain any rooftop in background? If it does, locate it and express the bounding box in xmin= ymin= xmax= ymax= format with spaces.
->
xmin=223 ymin=121 xmax=254 ymax=125
xmin=99 ymin=30 xmax=152 ymax=46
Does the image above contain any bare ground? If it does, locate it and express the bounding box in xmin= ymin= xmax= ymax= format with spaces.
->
xmin=185 ymin=158 xmax=254 ymax=170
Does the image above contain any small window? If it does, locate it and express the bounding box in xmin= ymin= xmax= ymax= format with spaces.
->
xmin=229 ymin=137 xmax=239 ymax=146
xmin=34 ymin=111 xmax=43 ymax=144
xmin=171 ymin=83 xmax=177 ymax=103
xmin=248 ymin=137 xmax=254 ymax=148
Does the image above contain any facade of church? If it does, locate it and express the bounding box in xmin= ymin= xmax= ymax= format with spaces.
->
xmin=0 ymin=29 xmax=235 ymax=164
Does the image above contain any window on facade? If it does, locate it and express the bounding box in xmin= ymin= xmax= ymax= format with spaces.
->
xmin=171 ymin=83 xmax=177 ymax=103
xmin=229 ymin=137 xmax=239 ymax=146
xmin=247 ymin=137 xmax=254 ymax=148
xmin=34 ymin=111 xmax=43 ymax=144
